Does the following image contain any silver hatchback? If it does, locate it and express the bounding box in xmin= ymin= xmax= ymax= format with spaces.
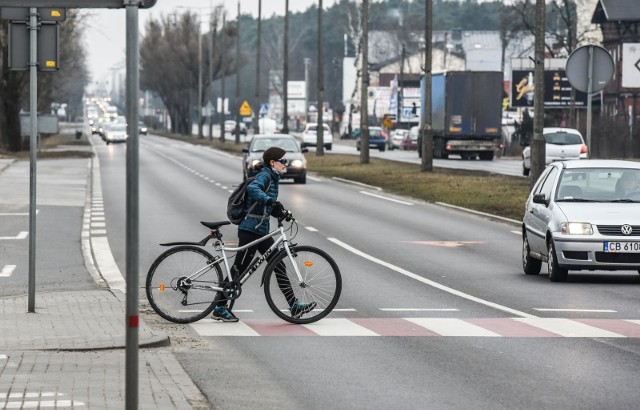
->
xmin=522 ymin=160 xmax=640 ymax=282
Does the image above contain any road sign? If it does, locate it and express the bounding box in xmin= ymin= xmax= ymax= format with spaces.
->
xmin=239 ymin=100 xmax=252 ymax=116
xmin=383 ymin=115 xmax=393 ymax=129
xmin=566 ymin=44 xmax=614 ymax=93
xmin=622 ymin=43 xmax=640 ymax=89
xmin=0 ymin=0 xmax=156 ymax=8
xmin=0 ymin=7 xmax=66 ymax=22
xmin=8 ymin=21 xmax=59 ymax=71
xmin=259 ymin=104 xmax=268 ymax=117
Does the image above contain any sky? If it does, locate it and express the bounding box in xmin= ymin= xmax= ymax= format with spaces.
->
xmin=84 ymin=0 xmax=340 ymax=83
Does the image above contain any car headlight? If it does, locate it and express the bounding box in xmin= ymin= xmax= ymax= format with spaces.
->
xmin=289 ymin=159 xmax=304 ymax=168
xmin=250 ymin=159 xmax=261 ymax=168
xmin=561 ymin=222 xmax=593 ymax=235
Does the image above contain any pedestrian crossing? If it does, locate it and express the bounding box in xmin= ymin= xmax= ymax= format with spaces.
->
xmin=190 ymin=317 xmax=640 ymax=338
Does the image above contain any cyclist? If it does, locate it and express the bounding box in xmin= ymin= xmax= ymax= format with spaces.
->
xmin=213 ymin=146 xmax=317 ymax=322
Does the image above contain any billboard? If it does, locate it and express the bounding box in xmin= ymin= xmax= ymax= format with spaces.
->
xmin=511 ymin=69 xmax=588 ymax=108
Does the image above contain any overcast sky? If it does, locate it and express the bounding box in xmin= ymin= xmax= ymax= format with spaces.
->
xmin=84 ymin=0 xmax=340 ymax=82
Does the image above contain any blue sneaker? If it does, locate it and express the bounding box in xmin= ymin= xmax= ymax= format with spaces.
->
xmin=290 ymin=301 xmax=317 ymax=319
xmin=212 ymin=306 xmax=239 ymax=322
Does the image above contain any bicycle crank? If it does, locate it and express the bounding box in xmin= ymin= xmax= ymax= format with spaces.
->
xmin=222 ymin=281 xmax=242 ymax=300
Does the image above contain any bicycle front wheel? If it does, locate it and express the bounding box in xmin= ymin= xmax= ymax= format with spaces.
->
xmin=146 ymin=245 xmax=223 ymax=323
xmin=263 ymin=245 xmax=342 ymax=324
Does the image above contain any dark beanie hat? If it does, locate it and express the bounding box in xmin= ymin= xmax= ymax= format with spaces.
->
xmin=263 ymin=146 xmax=286 ymax=163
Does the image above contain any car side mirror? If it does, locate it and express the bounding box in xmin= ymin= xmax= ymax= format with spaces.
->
xmin=532 ymin=193 xmax=547 ymax=205
xmin=242 ymin=148 xmax=249 ymax=154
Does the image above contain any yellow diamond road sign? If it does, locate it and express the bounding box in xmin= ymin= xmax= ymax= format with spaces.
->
xmin=240 ymin=100 xmax=252 ymax=117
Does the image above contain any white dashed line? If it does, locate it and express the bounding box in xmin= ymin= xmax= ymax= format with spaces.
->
xmin=360 ymin=191 xmax=414 ymax=205
xmin=306 ymin=227 xmax=319 ymax=232
xmin=533 ymin=308 xmax=617 ymax=313
xmin=0 ymin=231 xmax=28 ymax=240
xmin=379 ymin=308 xmax=459 ymax=312
xmin=0 ymin=265 xmax=16 ymax=278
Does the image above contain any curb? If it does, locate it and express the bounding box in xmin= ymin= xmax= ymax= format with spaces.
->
xmin=0 ymin=158 xmax=15 ymax=175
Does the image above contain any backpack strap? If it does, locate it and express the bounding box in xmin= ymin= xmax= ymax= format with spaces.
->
xmin=245 ymin=176 xmax=273 ymax=226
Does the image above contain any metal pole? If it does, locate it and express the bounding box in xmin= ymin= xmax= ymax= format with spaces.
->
xmin=317 ymin=0 xmax=324 ymax=156
xmin=208 ymin=15 xmax=214 ymax=140
xmin=399 ymin=42 xmax=405 ymax=129
xmin=282 ymin=0 xmax=290 ymax=134
xmin=125 ymin=3 xmax=140 ymax=409
xmin=420 ymin=0 xmax=433 ymax=171
xmin=220 ymin=11 xmax=226 ymax=143
xmin=27 ymin=7 xmax=38 ymax=313
xmin=198 ymin=19 xmax=203 ymax=138
xmin=359 ymin=0 xmax=369 ymax=164
xmin=304 ymin=58 xmax=310 ymax=124
xmin=254 ymin=0 xmax=261 ymax=134
xmin=235 ymin=0 xmax=241 ymax=143
xmin=530 ymin=0 xmax=546 ymax=188
xmin=586 ymin=45 xmax=593 ymax=158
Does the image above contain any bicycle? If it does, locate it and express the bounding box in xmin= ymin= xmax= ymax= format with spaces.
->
xmin=145 ymin=211 xmax=342 ymax=324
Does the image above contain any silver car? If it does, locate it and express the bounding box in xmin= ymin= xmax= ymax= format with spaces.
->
xmin=522 ymin=160 xmax=640 ymax=282
xmin=522 ymin=127 xmax=587 ymax=176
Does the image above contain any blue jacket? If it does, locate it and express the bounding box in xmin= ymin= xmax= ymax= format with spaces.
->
xmin=238 ymin=166 xmax=280 ymax=235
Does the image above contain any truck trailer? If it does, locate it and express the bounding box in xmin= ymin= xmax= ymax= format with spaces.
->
xmin=418 ymin=71 xmax=503 ymax=161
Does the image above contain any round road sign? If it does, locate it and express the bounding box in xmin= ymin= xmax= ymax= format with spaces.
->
xmin=566 ymin=44 xmax=614 ymax=93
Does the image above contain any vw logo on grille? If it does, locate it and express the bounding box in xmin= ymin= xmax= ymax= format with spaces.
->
xmin=621 ymin=224 xmax=633 ymax=235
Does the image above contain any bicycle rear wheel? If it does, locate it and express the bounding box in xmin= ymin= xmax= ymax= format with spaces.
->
xmin=146 ymin=245 xmax=223 ymax=323
xmin=263 ymin=245 xmax=342 ymax=324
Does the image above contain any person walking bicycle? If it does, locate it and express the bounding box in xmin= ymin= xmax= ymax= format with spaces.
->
xmin=212 ymin=146 xmax=317 ymax=322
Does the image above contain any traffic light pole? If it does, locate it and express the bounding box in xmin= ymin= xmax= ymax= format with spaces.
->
xmin=27 ymin=7 xmax=37 ymax=313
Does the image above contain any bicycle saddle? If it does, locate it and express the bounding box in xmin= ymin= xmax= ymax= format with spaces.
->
xmin=201 ymin=221 xmax=231 ymax=230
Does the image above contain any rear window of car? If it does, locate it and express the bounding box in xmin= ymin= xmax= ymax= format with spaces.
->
xmin=369 ymin=129 xmax=383 ymax=138
xmin=545 ymin=132 xmax=583 ymax=145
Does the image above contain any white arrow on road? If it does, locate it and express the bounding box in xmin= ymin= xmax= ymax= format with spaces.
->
xmin=0 ymin=265 xmax=16 ymax=278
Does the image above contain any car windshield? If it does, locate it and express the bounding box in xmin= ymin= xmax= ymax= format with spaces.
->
xmin=556 ymin=168 xmax=640 ymax=202
xmin=250 ymin=137 xmax=300 ymax=153
xmin=108 ymin=124 xmax=127 ymax=132
xmin=545 ymin=132 xmax=583 ymax=145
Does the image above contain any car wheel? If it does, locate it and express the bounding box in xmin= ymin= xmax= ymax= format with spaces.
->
xmin=379 ymin=146 xmax=385 ymax=152
xmin=523 ymin=165 xmax=530 ymax=176
xmin=522 ymin=234 xmax=541 ymax=275
xmin=547 ymin=240 xmax=568 ymax=282
xmin=325 ymin=144 xmax=332 ymax=151
xmin=356 ymin=143 xmax=360 ymax=151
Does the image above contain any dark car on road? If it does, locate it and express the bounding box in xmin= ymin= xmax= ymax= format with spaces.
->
xmin=242 ymin=134 xmax=308 ymax=184
xmin=355 ymin=126 xmax=386 ymax=152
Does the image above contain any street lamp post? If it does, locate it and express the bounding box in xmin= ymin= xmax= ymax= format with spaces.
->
xmin=254 ymin=0 xmax=262 ymax=134
xmin=282 ymin=0 xmax=290 ymax=134
xmin=317 ymin=0 xmax=324 ymax=156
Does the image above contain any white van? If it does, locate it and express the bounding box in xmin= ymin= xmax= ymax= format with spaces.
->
xmin=258 ymin=118 xmax=277 ymax=134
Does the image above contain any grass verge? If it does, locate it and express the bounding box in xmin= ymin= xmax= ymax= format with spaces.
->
xmin=0 ymin=133 xmax=93 ymax=159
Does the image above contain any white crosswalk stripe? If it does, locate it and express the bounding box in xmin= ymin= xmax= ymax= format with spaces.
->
xmin=0 ymin=265 xmax=16 ymax=278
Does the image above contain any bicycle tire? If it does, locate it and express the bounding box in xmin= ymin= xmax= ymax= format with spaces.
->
xmin=146 ymin=245 xmax=223 ymax=323
xmin=263 ymin=245 xmax=342 ymax=324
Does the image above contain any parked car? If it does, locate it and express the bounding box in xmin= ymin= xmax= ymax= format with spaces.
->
xmin=103 ymin=123 xmax=128 ymax=144
xmin=242 ymin=134 xmax=308 ymax=184
xmin=301 ymin=123 xmax=332 ymax=151
xmin=355 ymin=126 xmax=386 ymax=152
xmin=388 ymin=129 xmax=408 ymax=150
xmin=522 ymin=159 xmax=640 ymax=282
xmin=400 ymin=128 xmax=419 ymax=151
xmin=522 ymin=127 xmax=587 ymax=176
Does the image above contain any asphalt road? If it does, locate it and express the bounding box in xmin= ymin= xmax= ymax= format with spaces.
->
xmin=92 ymin=132 xmax=640 ymax=409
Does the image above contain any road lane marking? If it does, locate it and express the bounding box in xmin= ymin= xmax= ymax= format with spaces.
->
xmin=406 ymin=318 xmax=501 ymax=337
xmin=533 ymin=308 xmax=617 ymax=313
xmin=402 ymin=240 xmax=487 ymax=248
xmin=514 ymin=318 xmax=625 ymax=337
xmin=0 ymin=265 xmax=16 ymax=278
xmin=303 ymin=318 xmax=379 ymax=336
xmin=511 ymin=230 xmax=520 ymax=235
xmin=0 ymin=231 xmax=28 ymax=240
xmin=379 ymin=308 xmax=459 ymax=312
xmin=306 ymin=227 xmax=318 ymax=232
xmin=327 ymin=237 xmax=536 ymax=318
xmin=0 ymin=211 xmax=39 ymax=216
xmin=360 ymin=191 xmax=414 ymax=205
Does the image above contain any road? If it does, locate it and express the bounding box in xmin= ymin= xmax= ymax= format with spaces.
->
xmin=92 ymin=132 xmax=640 ymax=409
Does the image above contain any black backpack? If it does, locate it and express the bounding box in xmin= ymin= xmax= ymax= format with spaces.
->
xmin=227 ymin=176 xmax=272 ymax=225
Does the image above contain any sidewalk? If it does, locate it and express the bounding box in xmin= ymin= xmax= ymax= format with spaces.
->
xmin=0 ymin=152 xmax=210 ymax=408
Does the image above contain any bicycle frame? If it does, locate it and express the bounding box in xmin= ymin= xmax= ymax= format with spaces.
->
xmin=177 ymin=224 xmax=304 ymax=294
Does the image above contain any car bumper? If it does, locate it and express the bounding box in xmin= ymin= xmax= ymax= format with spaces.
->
xmin=553 ymin=235 xmax=640 ymax=270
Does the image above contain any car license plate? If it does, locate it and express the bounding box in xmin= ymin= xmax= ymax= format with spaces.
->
xmin=603 ymin=242 xmax=640 ymax=253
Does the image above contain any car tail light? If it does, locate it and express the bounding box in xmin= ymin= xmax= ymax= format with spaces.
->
xmin=580 ymin=144 xmax=587 ymax=154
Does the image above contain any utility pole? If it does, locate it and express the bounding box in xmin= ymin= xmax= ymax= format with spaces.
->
xmin=208 ymin=15 xmax=214 ymax=140
xmin=198 ymin=19 xmax=203 ymax=138
xmin=254 ymin=0 xmax=262 ymax=134
xmin=282 ymin=0 xmax=290 ymax=134
xmin=235 ymin=0 xmax=241 ymax=143
xmin=360 ymin=0 xmax=369 ymax=164
xmin=219 ymin=10 xmax=226 ymax=143
xmin=304 ymin=58 xmax=311 ymax=125
xmin=317 ymin=0 xmax=325 ymax=156
xmin=420 ymin=0 xmax=433 ymax=172
xmin=399 ymin=42 xmax=405 ymax=130
xmin=531 ymin=0 xmax=546 ymax=188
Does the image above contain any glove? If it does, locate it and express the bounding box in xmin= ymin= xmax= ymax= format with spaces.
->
xmin=270 ymin=201 xmax=286 ymax=218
